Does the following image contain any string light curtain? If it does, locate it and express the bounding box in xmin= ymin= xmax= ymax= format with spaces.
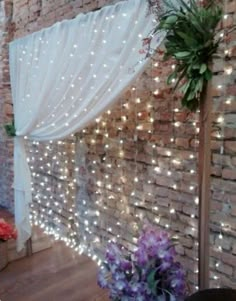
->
xmin=9 ymin=0 xmax=165 ymax=251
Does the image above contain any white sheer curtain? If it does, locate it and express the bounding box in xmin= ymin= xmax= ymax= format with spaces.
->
xmin=9 ymin=0 xmax=165 ymax=251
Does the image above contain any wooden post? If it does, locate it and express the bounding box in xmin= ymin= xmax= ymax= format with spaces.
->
xmin=198 ymin=72 xmax=213 ymax=290
xmin=26 ymin=238 xmax=33 ymax=257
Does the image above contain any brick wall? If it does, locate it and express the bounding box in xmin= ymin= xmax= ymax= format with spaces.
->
xmin=0 ymin=0 xmax=235 ymax=292
xmin=209 ymin=1 xmax=236 ymax=288
xmin=12 ymin=0 xmax=122 ymax=39
xmin=74 ymin=65 xmax=200 ymax=291
xmin=0 ymin=0 xmax=14 ymax=212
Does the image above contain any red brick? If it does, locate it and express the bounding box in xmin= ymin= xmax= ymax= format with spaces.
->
xmin=225 ymin=1 xmax=236 ymax=13
xmin=222 ymin=168 xmax=236 ymax=180
xmin=227 ymin=85 xmax=236 ymax=96
xmin=225 ymin=141 xmax=236 ymax=154
xmin=176 ymin=137 xmax=190 ymax=149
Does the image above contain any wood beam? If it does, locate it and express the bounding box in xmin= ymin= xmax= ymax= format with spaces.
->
xmin=26 ymin=237 xmax=33 ymax=257
xmin=198 ymin=74 xmax=213 ymax=290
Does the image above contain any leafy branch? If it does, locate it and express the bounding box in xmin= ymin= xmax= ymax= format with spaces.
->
xmin=147 ymin=0 xmax=224 ymax=111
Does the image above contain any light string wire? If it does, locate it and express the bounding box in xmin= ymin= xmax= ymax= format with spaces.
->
xmin=150 ymin=56 xmax=161 ymax=225
xmin=118 ymin=95 xmax=127 ymax=244
xmin=193 ymin=108 xmax=200 ymax=291
xmin=132 ymin=82 xmax=140 ymax=245
xmin=168 ymin=61 xmax=177 ymax=231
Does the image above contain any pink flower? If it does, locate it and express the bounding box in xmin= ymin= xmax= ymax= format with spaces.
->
xmin=0 ymin=219 xmax=17 ymax=241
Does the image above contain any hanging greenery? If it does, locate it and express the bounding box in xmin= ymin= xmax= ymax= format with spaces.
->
xmin=147 ymin=0 xmax=224 ymax=111
xmin=4 ymin=120 xmax=16 ymax=137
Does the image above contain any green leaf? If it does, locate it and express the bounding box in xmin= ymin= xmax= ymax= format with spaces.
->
xmin=177 ymin=0 xmax=194 ymax=14
xmin=192 ymin=63 xmax=201 ymax=70
xmin=196 ymin=77 xmax=204 ymax=93
xmin=180 ymin=80 xmax=192 ymax=94
xmin=4 ymin=121 xmax=16 ymax=137
xmin=204 ymin=68 xmax=213 ymax=80
xmin=147 ymin=269 xmax=160 ymax=295
xmin=176 ymin=31 xmax=198 ymax=47
xmin=200 ymin=63 xmax=207 ymax=74
xmin=162 ymin=0 xmax=180 ymax=11
xmin=167 ymin=71 xmax=177 ymax=85
xmin=187 ymin=88 xmax=197 ymax=101
xmin=175 ymin=51 xmax=191 ymax=58
xmin=165 ymin=15 xmax=178 ymax=24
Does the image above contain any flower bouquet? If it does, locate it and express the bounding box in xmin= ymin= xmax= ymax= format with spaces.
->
xmin=98 ymin=225 xmax=187 ymax=301
xmin=0 ymin=218 xmax=17 ymax=270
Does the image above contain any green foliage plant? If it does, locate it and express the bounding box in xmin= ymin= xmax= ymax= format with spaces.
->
xmin=147 ymin=0 xmax=223 ymax=111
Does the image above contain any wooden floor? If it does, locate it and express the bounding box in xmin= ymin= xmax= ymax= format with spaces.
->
xmin=0 ymin=242 xmax=109 ymax=301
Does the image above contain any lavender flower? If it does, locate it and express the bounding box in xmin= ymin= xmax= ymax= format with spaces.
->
xmin=106 ymin=242 xmax=123 ymax=264
xmin=98 ymin=225 xmax=187 ymax=301
xmin=97 ymin=265 xmax=109 ymax=289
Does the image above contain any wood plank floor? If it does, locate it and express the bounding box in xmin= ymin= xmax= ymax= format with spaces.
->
xmin=0 ymin=242 xmax=109 ymax=301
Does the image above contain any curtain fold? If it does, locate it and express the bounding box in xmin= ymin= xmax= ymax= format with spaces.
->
xmin=9 ymin=0 xmax=165 ymax=251
xmin=14 ymin=137 xmax=32 ymax=251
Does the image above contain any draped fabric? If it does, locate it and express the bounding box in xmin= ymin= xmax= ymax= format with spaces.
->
xmin=9 ymin=0 xmax=165 ymax=251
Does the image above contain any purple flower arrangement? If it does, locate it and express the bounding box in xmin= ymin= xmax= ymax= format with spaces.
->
xmin=98 ymin=225 xmax=187 ymax=301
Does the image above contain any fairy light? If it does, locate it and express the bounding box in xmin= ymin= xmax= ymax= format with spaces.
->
xmin=117 ymin=98 xmax=129 ymax=242
xmin=153 ymin=89 xmax=159 ymax=95
xmin=27 ymin=137 xmax=82 ymax=259
xmin=132 ymin=84 xmax=142 ymax=213
xmin=224 ymin=66 xmax=233 ymax=75
xmin=149 ymin=58 xmax=163 ymax=229
xmin=217 ymin=116 xmax=224 ymax=124
xmin=174 ymin=122 xmax=181 ymax=127
xmin=210 ymin=0 xmax=234 ymax=286
xmin=22 ymin=4 xmax=235 ymax=285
